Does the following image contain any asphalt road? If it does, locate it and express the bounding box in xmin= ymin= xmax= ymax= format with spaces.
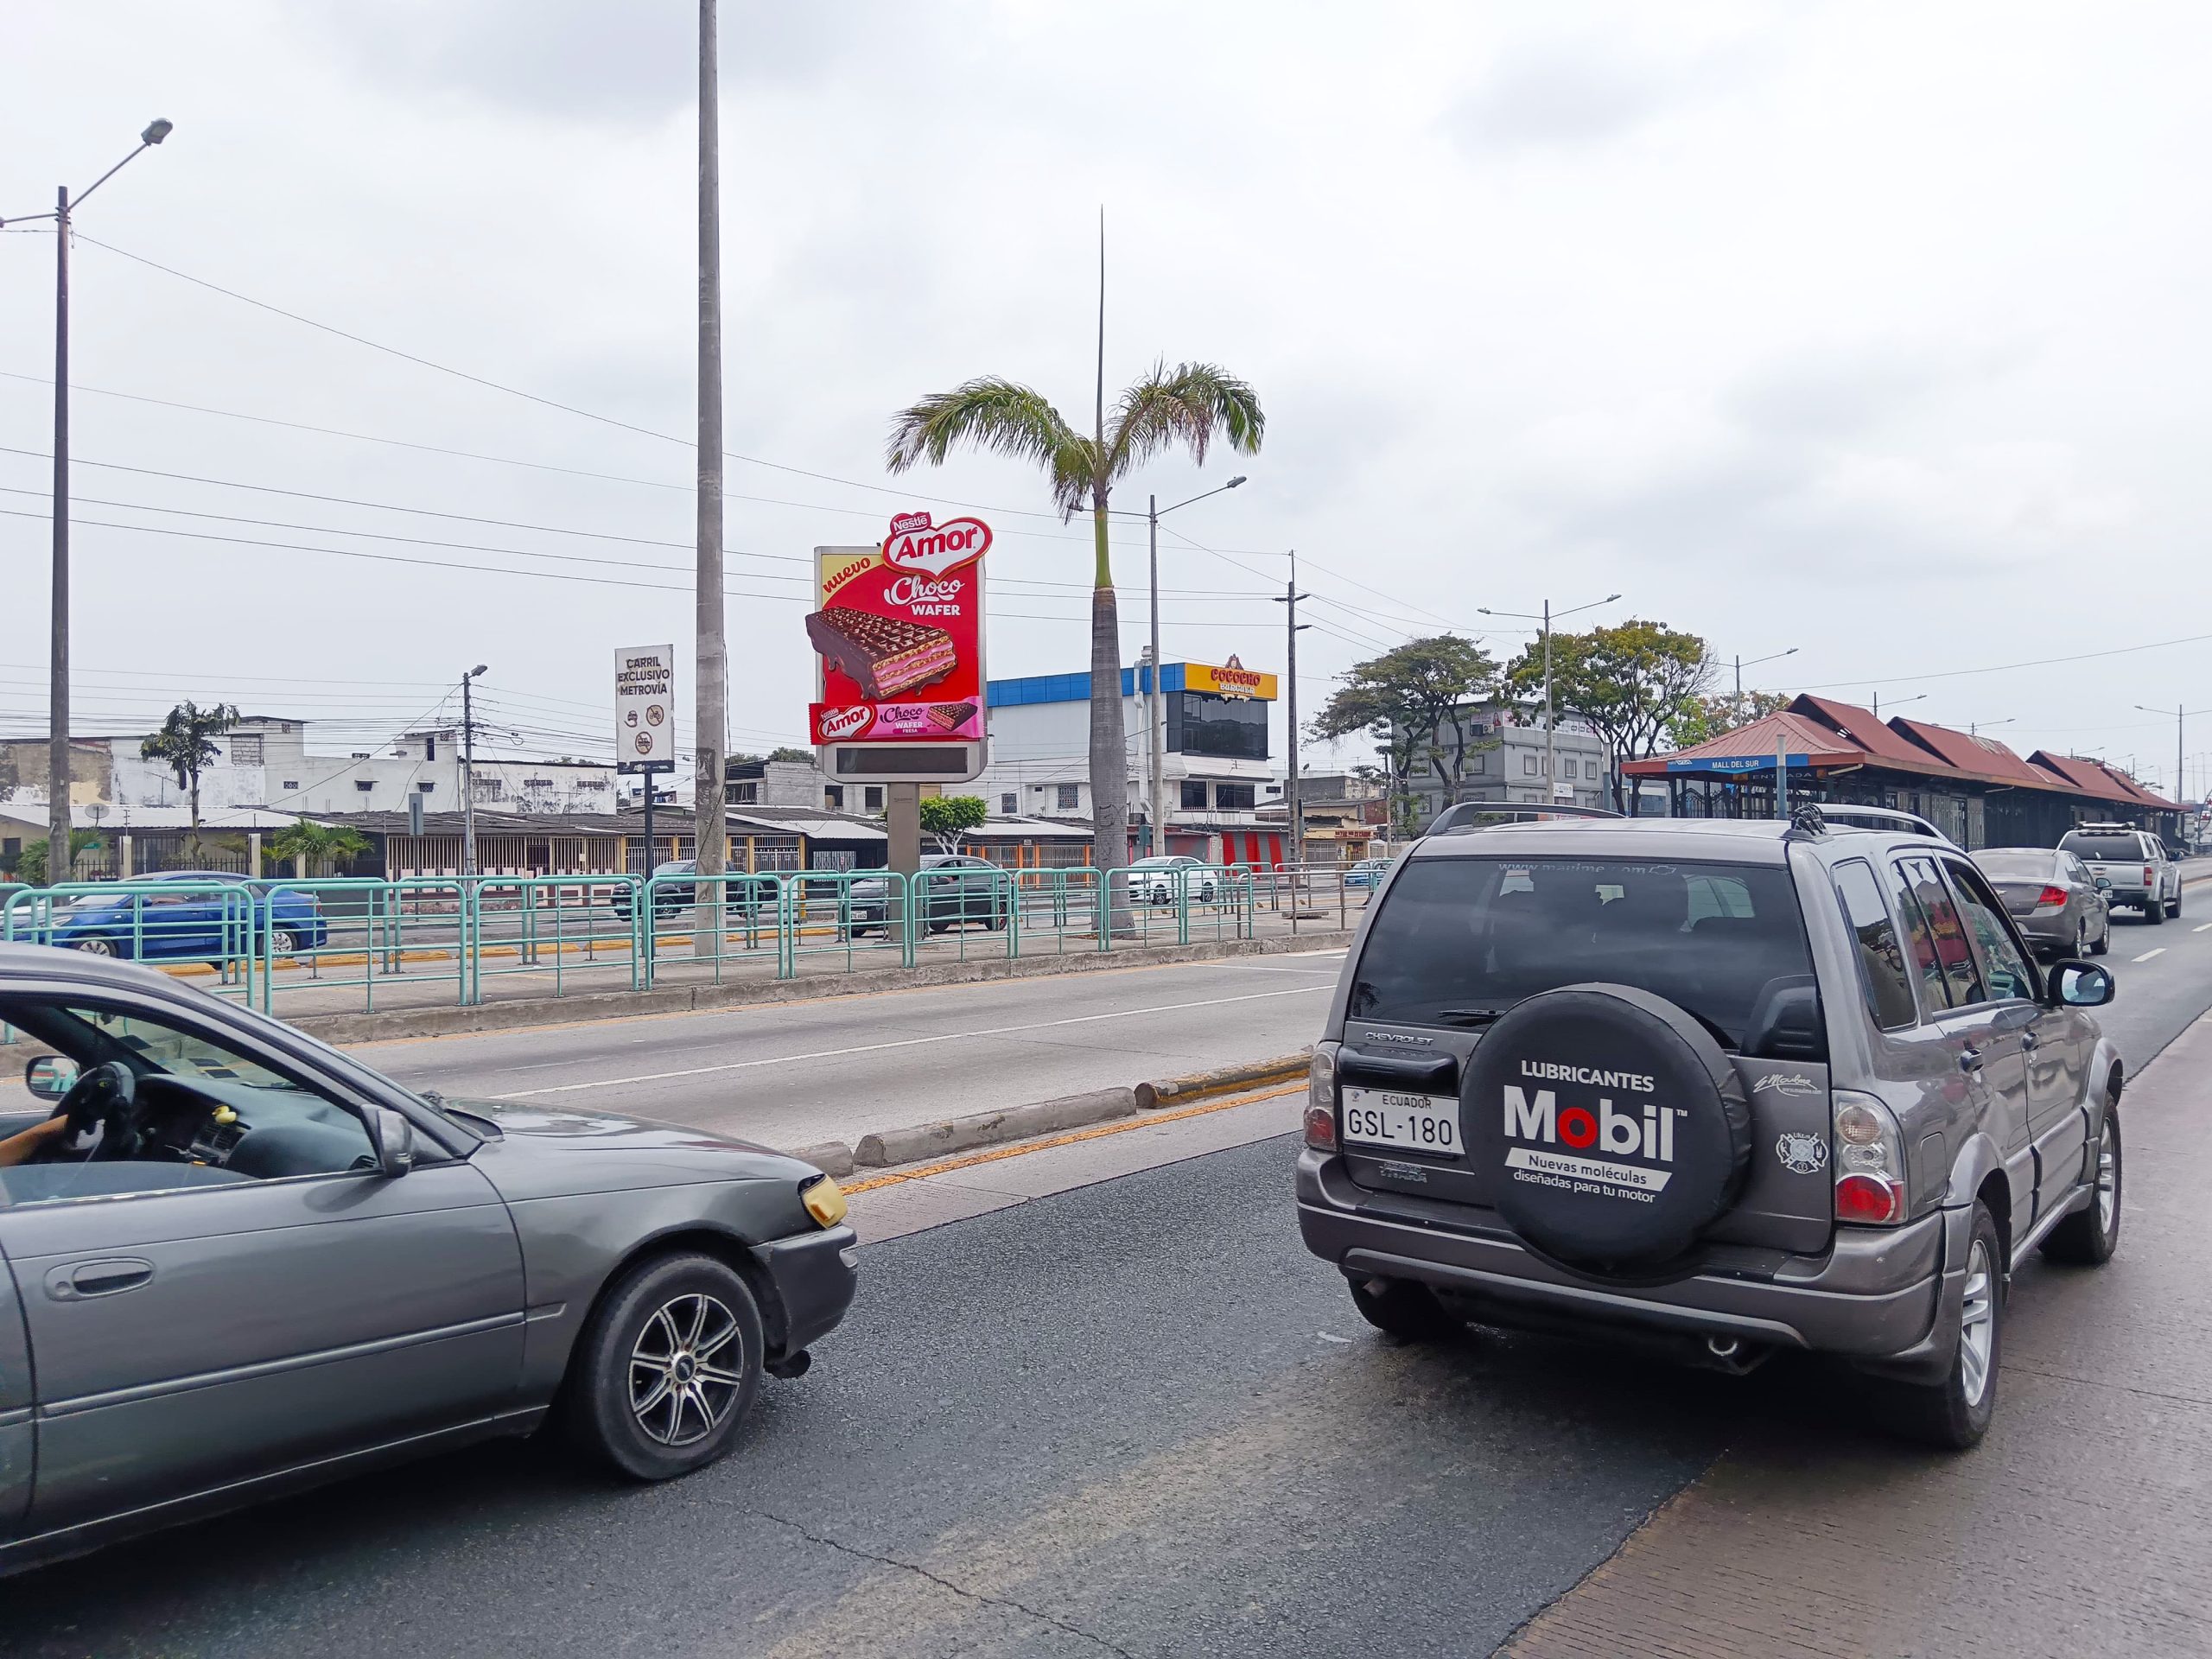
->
xmin=5 ymin=903 xmax=2209 ymax=1656
xmin=359 ymin=952 xmax=1347 ymax=1152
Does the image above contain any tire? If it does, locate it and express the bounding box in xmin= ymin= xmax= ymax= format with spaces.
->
xmin=269 ymin=927 xmax=299 ymax=956
xmin=1887 ymin=1201 xmax=2003 ymax=1450
xmin=2041 ymin=1108 xmax=2121 ymax=1266
xmin=1348 ymin=1275 xmax=1457 ymax=1342
xmin=563 ymin=1252 xmax=764 ymax=1482
xmin=72 ymin=937 xmax=121 ymax=959
xmin=2143 ymin=895 xmax=2164 ymax=925
xmin=2088 ymin=916 xmax=2111 ymax=957
xmin=2168 ymin=886 xmax=2183 ymax=918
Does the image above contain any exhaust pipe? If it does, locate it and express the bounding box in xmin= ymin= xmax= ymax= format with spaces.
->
xmin=1694 ymin=1332 xmax=1768 ymax=1375
xmin=1706 ymin=1335 xmax=1739 ymax=1360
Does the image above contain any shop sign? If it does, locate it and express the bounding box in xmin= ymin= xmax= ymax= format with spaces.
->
xmin=1186 ymin=655 xmax=1275 ymax=701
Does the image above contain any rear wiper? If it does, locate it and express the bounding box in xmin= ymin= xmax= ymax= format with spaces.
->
xmin=1434 ymin=1008 xmax=1505 ymax=1027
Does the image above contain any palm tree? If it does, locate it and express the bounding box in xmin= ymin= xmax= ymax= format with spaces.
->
xmin=266 ymin=817 xmax=372 ymax=879
xmin=140 ymin=700 xmax=239 ymax=829
xmin=886 ymin=363 xmax=1262 ymax=881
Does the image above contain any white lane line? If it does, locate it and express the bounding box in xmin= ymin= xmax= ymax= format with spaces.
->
xmin=2133 ymin=948 xmax=2168 ymax=963
xmin=493 ymin=984 xmax=1332 ymax=1098
xmin=2196 ymin=923 xmax=2212 ymax=933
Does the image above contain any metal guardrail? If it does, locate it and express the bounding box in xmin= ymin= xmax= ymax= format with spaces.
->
xmin=1 ymin=861 xmax=1368 ymax=1023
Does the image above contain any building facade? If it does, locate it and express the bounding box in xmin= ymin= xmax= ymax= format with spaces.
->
xmin=1398 ymin=702 xmax=1612 ymax=827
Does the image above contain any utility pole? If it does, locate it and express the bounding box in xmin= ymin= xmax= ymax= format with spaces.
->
xmin=1274 ymin=550 xmax=1311 ymax=866
xmin=1541 ymin=598 xmax=1555 ymax=802
xmin=460 ymin=664 xmax=486 ymax=876
xmin=6 ymin=121 xmax=170 ymax=882
xmin=692 ymin=0 xmax=728 ymax=953
xmin=1147 ymin=494 xmax=1164 ymax=859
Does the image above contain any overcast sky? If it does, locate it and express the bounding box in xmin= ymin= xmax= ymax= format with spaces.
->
xmin=5 ymin=3 xmax=2209 ymax=796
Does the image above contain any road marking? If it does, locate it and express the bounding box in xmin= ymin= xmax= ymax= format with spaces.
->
xmin=2133 ymin=948 xmax=2168 ymax=963
xmin=493 ymin=988 xmax=1331 ymax=1097
xmin=2196 ymin=923 xmax=2212 ymax=933
xmin=842 ymin=1080 xmax=1304 ymax=1193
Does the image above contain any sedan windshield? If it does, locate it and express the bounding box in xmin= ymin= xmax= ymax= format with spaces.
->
xmin=1975 ymin=851 xmax=2060 ymax=880
xmin=1349 ymin=855 xmax=1816 ymax=1050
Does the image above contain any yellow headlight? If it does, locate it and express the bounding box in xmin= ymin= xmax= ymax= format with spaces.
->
xmin=803 ymin=1174 xmax=849 ymax=1229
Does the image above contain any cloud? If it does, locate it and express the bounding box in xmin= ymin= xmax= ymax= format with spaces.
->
xmin=1447 ymin=23 xmax=1779 ymax=152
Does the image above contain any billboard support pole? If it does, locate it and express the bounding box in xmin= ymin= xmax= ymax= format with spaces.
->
xmin=887 ymin=782 xmax=921 ymax=933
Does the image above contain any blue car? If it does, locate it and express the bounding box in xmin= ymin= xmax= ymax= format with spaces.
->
xmin=38 ymin=872 xmax=329 ymax=963
xmin=1344 ymin=856 xmax=1394 ymax=890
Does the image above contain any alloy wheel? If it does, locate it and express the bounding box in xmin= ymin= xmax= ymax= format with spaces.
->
xmin=2095 ymin=1118 xmax=2118 ymax=1234
xmin=1959 ymin=1240 xmax=1996 ymax=1408
xmin=628 ymin=1292 xmax=744 ymax=1446
xmin=73 ymin=938 xmax=117 ymax=957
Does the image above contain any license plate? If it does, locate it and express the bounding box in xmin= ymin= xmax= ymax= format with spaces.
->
xmin=1340 ymin=1087 xmax=1461 ymax=1155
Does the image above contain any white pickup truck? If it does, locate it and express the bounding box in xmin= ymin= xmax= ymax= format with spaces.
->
xmin=2058 ymin=823 xmax=2180 ymax=924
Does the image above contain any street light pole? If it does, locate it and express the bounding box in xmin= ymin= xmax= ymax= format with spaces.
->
xmin=6 ymin=120 xmax=170 ymax=881
xmin=1130 ymin=475 xmax=1244 ymax=861
xmin=459 ymin=664 xmax=487 ymax=876
xmin=1274 ymin=550 xmax=1311 ymax=865
xmin=693 ymin=0 xmax=728 ymax=954
xmin=1477 ymin=592 xmax=1619 ymax=805
xmin=1726 ymin=646 xmax=1798 ymax=729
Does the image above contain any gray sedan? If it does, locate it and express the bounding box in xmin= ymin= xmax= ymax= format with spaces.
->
xmin=0 ymin=943 xmax=856 ymax=1577
xmin=1974 ymin=846 xmax=2112 ymax=958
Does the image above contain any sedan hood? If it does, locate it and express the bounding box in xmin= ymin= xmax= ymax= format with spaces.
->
xmin=446 ymin=1095 xmax=823 ymax=1204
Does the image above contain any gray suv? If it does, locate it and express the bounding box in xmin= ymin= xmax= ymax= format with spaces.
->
xmin=1297 ymin=815 xmax=2122 ymax=1448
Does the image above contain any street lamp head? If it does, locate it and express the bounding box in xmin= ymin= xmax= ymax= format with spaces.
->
xmin=1226 ymin=475 xmax=1248 ymax=488
xmin=1605 ymin=593 xmax=1622 ymax=603
xmin=141 ymin=118 xmax=174 ymax=146
xmin=469 ymin=664 xmax=488 ymax=677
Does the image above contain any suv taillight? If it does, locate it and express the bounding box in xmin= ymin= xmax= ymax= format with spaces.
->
xmin=1305 ymin=1042 xmax=1339 ymax=1152
xmin=1833 ymin=1090 xmax=1905 ymax=1225
xmin=2145 ymin=865 xmax=2157 ymax=887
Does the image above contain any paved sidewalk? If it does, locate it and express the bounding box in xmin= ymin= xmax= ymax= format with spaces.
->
xmin=1504 ymin=1014 xmax=2212 ymax=1658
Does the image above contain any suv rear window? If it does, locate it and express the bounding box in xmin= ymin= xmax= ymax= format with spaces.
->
xmin=1348 ymin=856 xmax=1816 ymax=1050
xmin=2060 ymin=832 xmax=2145 ymax=861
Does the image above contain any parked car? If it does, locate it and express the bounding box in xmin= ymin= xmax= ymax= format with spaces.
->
xmin=1815 ymin=804 xmax=1958 ymax=846
xmin=1344 ymin=857 xmax=1394 ymax=890
xmin=1299 ymin=816 xmax=2121 ymax=1448
xmin=608 ymin=860 xmax=774 ymax=925
xmin=1974 ymin=846 xmax=2112 ymax=959
xmin=846 ymin=855 xmax=1007 ymax=936
xmin=0 ymin=941 xmax=855 ymax=1576
xmin=2057 ymin=823 xmax=2180 ymax=923
xmin=1126 ymin=855 xmax=1221 ymax=906
xmin=36 ymin=872 xmax=328 ymax=962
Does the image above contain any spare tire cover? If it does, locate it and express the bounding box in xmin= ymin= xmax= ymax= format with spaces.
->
xmin=1460 ymin=983 xmax=1751 ymax=1270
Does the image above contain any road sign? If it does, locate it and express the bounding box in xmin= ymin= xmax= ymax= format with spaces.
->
xmin=614 ymin=644 xmax=677 ymax=776
xmin=809 ymin=514 xmax=988 ymax=785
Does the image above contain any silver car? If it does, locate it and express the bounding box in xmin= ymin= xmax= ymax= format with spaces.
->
xmin=0 ymin=943 xmax=857 ymax=1576
xmin=1974 ymin=846 xmax=2112 ymax=959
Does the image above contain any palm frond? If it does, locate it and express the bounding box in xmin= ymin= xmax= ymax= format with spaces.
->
xmin=885 ymin=378 xmax=1098 ymax=516
xmin=1103 ymin=362 xmax=1266 ymax=485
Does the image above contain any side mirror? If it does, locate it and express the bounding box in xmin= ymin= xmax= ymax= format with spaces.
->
xmin=2050 ymin=961 xmax=2115 ymax=1008
xmin=24 ymin=1055 xmax=79 ymax=1101
xmin=368 ymin=1107 xmax=416 ymax=1177
xmin=2094 ymin=876 xmax=2112 ymax=892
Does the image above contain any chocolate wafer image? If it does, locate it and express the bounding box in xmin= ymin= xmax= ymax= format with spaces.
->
xmin=927 ymin=700 xmax=977 ymax=732
xmin=806 ymin=607 xmax=957 ymax=699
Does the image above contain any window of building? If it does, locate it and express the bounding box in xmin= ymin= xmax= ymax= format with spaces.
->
xmin=419 ymin=781 xmax=436 ymax=794
xmin=1522 ymin=753 xmax=1539 ymax=776
xmin=1217 ymin=782 xmax=1256 ymax=810
xmin=1166 ymin=691 xmax=1268 ymax=760
xmin=1055 ymin=782 xmax=1081 ymax=812
xmin=1181 ymin=780 xmax=1210 ymax=809
xmin=354 ymin=779 xmax=375 ymax=793
xmin=424 ymin=736 xmax=436 ymax=760
xmin=230 ymin=734 xmax=263 ymax=766
xmin=1562 ymin=759 xmax=1578 ymax=779
xmin=823 ymin=785 xmax=844 ymax=809
xmin=1000 ymin=793 xmax=1017 ymax=815
xmin=863 ymin=785 xmax=884 ymax=812
xmin=1469 ymin=753 xmax=1485 ymax=774
xmin=281 ymin=780 xmax=299 ymax=792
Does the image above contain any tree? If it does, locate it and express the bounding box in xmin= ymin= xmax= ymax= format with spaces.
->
xmin=1503 ymin=620 xmax=1713 ymax=813
xmin=140 ymin=701 xmax=239 ymax=829
xmin=887 ymin=359 xmax=1262 ymax=888
xmin=265 ymin=817 xmax=372 ymax=879
xmin=917 ymin=794 xmax=988 ymax=854
xmin=1669 ymin=688 xmax=1791 ymax=751
xmin=1311 ymin=636 xmax=1500 ymax=830
xmin=9 ymin=831 xmax=104 ymax=887
xmin=766 ymin=747 xmax=816 ymax=765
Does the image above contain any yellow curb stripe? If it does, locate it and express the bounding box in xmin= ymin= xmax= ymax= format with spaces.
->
xmin=842 ymin=1080 xmax=1305 ymax=1195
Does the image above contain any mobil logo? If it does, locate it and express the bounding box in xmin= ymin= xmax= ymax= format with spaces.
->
xmin=819 ymin=705 xmax=873 ymax=740
xmin=1502 ymin=1084 xmax=1681 ymax=1165
xmin=883 ymin=512 xmax=992 ymax=579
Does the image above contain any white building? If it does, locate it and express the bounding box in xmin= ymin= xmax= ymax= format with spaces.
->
xmin=972 ymin=660 xmax=1291 ymax=862
xmin=1399 ymin=702 xmax=1612 ymax=824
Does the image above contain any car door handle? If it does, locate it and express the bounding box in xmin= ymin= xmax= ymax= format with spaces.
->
xmin=2018 ymin=1029 xmax=2040 ymax=1051
xmin=45 ymin=1258 xmax=155 ymax=1300
xmin=1958 ymin=1046 xmax=1985 ymax=1074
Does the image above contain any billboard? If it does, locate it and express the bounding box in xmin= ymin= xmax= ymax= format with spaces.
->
xmin=1185 ymin=656 xmax=1276 ymax=701
xmin=614 ymin=644 xmax=677 ymax=774
xmin=808 ymin=513 xmax=988 ymax=783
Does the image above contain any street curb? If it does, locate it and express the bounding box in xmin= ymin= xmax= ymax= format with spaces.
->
xmin=852 ymin=1086 xmax=1138 ymax=1169
xmin=299 ymin=929 xmax=1357 ymax=1046
xmin=823 ymin=1049 xmax=1316 ymax=1173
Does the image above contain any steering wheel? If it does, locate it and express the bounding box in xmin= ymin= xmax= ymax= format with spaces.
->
xmin=45 ymin=1061 xmax=143 ymax=1161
